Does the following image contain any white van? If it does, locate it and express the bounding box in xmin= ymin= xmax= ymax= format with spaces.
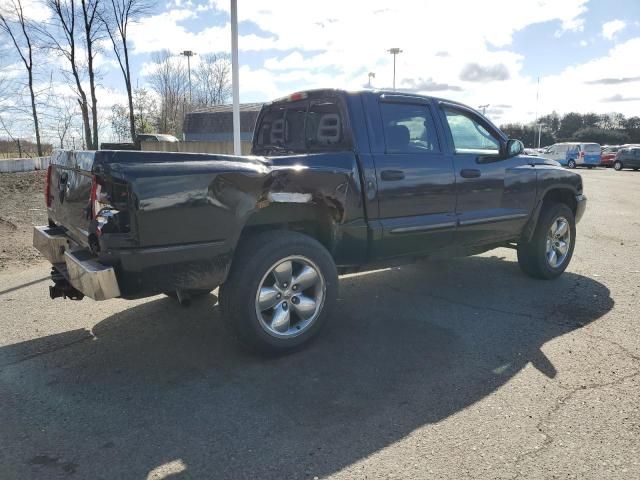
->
xmin=542 ymin=142 xmax=601 ymax=168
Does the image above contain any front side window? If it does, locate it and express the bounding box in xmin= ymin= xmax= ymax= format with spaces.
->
xmin=444 ymin=108 xmax=499 ymax=153
xmin=380 ymin=103 xmax=440 ymax=154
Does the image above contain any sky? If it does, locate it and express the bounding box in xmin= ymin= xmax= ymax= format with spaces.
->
xmin=2 ymin=0 xmax=640 ymax=140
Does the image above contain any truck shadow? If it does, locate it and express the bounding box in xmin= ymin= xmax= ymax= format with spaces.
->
xmin=0 ymin=255 xmax=614 ymax=479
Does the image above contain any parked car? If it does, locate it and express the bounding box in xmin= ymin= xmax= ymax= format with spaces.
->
xmin=600 ymin=145 xmax=621 ymax=167
xmin=33 ymin=89 xmax=586 ymax=353
xmin=613 ymin=147 xmax=640 ymax=171
xmin=542 ymin=142 xmax=601 ymax=168
xmin=99 ymin=134 xmax=179 ymax=151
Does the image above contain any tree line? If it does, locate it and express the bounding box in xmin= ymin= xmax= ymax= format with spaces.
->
xmin=0 ymin=0 xmax=232 ymax=154
xmin=500 ymin=111 xmax=640 ymax=148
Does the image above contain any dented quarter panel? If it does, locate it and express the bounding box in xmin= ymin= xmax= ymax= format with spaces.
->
xmin=85 ymin=149 xmax=367 ymax=297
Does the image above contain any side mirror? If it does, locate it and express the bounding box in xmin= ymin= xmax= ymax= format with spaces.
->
xmin=503 ymin=138 xmax=524 ymax=158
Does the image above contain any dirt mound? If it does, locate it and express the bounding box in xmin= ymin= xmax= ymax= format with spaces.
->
xmin=0 ymin=170 xmax=48 ymax=271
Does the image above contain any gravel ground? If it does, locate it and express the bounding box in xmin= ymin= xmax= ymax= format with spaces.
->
xmin=0 ymin=171 xmax=47 ymax=271
xmin=0 ymin=168 xmax=638 ymax=479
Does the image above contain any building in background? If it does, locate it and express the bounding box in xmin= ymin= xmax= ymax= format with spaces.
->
xmin=182 ymin=103 xmax=263 ymax=142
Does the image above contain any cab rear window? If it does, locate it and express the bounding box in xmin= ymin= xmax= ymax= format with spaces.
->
xmin=254 ymin=98 xmax=350 ymax=154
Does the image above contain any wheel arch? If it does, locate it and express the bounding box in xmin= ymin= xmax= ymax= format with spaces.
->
xmin=522 ymin=187 xmax=578 ymax=242
xmin=238 ymin=201 xmax=340 ymax=253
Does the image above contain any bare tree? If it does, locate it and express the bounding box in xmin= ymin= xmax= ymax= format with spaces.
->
xmin=46 ymin=97 xmax=79 ymax=148
xmin=99 ymin=0 xmax=150 ymax=141
xmin=80 ymin=0 xmax=103 ymax=149
xmin=193 ymin=53 xmax=232 ymax=107
xmin=147 ymin=49 xmax=188 ymax=135
xmin=0 ymin=0 xmax=44 ymax=156
xmin=132 ymin=87 xmax=158 ymax=133
xmin=43 ymin=0 xmax=93 ymax=150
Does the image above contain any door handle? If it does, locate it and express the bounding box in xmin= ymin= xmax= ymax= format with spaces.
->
xmin=380 ymin=170 xmax=405 ymax=181
xmin=460 ymin=168 xmax=481 ymax=178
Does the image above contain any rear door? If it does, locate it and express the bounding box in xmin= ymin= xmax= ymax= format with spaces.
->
xmin=437 ymin=103 xmax=536 ymax=246
xmin=367 ymin=94 xmax=457 ymax=259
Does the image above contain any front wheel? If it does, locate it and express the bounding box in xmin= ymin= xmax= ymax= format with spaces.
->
xmin=567 ymin=159 xmax=577 ymax=169
xmin=517 ymin=202 xmax=576 ymax=279
xmin=614 ymin=160 xmax=623 ymax=171
xmin=219 ymin=230 xmax=338 ymax=354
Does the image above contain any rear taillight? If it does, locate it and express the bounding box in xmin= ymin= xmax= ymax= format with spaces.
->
xmin=89 ymin=175 xmax=99 ymax=219
xmin=45 ymin=165 xmax=52 ymax=207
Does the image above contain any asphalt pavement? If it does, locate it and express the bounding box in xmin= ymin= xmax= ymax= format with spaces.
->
xmin=0 ymin=168 xmax=638 ymax=479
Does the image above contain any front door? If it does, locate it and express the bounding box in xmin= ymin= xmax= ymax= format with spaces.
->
xmin=371 ymin=98 xmax=457 ymax=259
xmin=439 ymin=104 xmax=536 ymax=247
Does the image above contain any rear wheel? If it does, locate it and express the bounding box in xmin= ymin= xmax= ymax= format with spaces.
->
xmin=614 ymin=160 xmax=623 ymax=171
xmin=567 ymin=159 xmax=577 ymax=169
xmin=219 ymin=230 xmax=338 ymax=354
xmin=517 ymin=202 xmax=576 ymax=279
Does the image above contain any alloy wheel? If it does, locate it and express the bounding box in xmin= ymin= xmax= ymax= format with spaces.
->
xmin=255 ymin=255 xmax=326 ymax=338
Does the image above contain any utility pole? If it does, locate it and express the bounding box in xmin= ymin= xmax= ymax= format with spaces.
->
xmin=478 ymin=104 xmax=489 ymax=115
xmin=387 ymin=48 xmax=402 ymax=90
xmin=368 ymin=72 xmax=375 ymax=88
xmin=230 ymin=0 xmax=241 ymax=155
xmin=180 ymin=50 xmax=196 ymax=104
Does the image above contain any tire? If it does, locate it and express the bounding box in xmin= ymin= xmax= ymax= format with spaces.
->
xmin=567 ymin=159 xmax=577 ymax=169
xmin=219 ymin=230 xmax=338 ymax=354
xmin=614 ymin=161 xmax=623 ymax=171
xmin=517 ymin=202 xmax=576 ymax=280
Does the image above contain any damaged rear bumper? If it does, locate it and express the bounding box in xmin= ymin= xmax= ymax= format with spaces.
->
xmin=33 ymin=226 xmax=121 ymax=300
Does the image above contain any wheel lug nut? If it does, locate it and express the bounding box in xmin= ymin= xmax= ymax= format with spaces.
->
xmin=282 ymin=302 xmax=288 ymax=309
xmin=283 ymin=282 xmax=288 ymax=288
xmin=292 ymin=284 xmax=298 ymax=291
xmin=292 ymin=296 xmax=299 ymax=304
xmin=276 ymin=293 xmax=281 ymax=299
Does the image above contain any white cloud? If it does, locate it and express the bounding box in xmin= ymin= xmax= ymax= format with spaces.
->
xmin=601 ymin=20 xmax=626 ymax=40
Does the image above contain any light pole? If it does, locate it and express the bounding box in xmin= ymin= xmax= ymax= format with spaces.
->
xmin=230 ymin=0 xmax=241 ymax=155
xmin=368 ymin=72 xmax=375 ymax=88
xmin=478 ymin=104 xmax=489 ymax=115
xmin=537 ymin=123 xmax=543 ymax=149
xmin=180 ymin=50 xmax=196 ymax=104
xmin=387 ymin=48 xmax=402 ymax=90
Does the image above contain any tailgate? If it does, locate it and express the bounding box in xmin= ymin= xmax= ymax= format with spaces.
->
xmin=47 ymin=150 xmax=97 ymax=247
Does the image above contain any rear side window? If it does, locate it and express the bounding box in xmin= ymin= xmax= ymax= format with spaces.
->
xmin=583 ymin=143 xmax=600 ymax=153
xmin=380 ymin=103 xmax=440 ymax=154
xmin=255 ymin=98 xmax=350 ymax=153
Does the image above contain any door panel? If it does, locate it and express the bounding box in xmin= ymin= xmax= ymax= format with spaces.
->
xmin=440 ymin=105 xmax=537 ymax=246
xmin=371 ymin=100 xmax=457 ymax=259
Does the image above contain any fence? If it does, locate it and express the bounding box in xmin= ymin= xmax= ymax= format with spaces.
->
xmin=0 ymin=156 xmax=50 ymax=173
xmin=141 ymin=140 xmax=253 ymax=155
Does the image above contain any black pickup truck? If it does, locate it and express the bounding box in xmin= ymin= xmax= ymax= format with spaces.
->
xmin=34 ymin=89 xmax=586 ymax=352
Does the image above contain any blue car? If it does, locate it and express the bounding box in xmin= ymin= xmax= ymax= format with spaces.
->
xmin=543 ymin=142 xmax=601 ymax=168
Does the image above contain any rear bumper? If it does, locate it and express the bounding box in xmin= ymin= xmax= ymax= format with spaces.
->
xmin=33 ymin=226 xmax=121 ymax=300
xmin=34 ymin=226 xmax=232 ymax=299
xmin=575 ymin=194 xmax=587 ymax=223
